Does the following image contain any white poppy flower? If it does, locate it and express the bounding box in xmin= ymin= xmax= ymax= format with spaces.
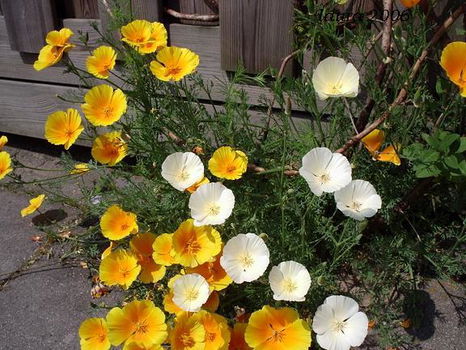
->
xmin=312 ymin=57 xmax=359 ymax=100
xmin=268 ymin=261 xmax=311 ymax=302
xmin=312 ymin=295 xmax=369 ymax=350
xmin=188 ymin=182 xmax=235 ymax=226
xmin=299 ymin=147 xmax=352 ymax=196
xmin=172 ymin=273 xmax=210 ymax=312
xmin=334 ymin=180 xmax=382 ymax=221
xmin=161 ymin=152 xmax=204 ymax=191
xmin=220 ymin=233 xmax=270 ymax=284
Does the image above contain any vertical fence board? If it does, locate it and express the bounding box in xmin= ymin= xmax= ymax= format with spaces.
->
xmin=70 ymin=0 xmax=100 ymax=18
xmin=131 ymin=0 xmax=163 ymax=21
xmin=0 ymin=0 xmax=56 ymax=53
xmin=220 ymin=0 xmax=294 ymax=75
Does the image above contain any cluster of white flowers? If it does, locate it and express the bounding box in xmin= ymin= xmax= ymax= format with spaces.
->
xmin=161 ymin=57 xmax=374 ymax=349
xmin=299 ymin=147 xmax=382 ymax=221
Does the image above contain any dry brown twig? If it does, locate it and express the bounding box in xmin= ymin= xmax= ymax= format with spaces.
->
xmin=164 ymin=7 xmax=219 ymax=22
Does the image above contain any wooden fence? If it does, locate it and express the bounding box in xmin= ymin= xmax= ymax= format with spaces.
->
xmin=0 ymin=0 xmax=461 ymax=141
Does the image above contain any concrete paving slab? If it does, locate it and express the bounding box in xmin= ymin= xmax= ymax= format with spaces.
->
xmin=0 ymin=189 xmax=39 ymax=276
xmin=0 ymin=257 xmax=121 ymax=350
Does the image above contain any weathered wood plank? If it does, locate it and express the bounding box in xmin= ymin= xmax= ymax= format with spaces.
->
xmin=63 ymin=18 xmax=102 ymax=48
xmin=0 ymin=0 xmax=56 ymax=53
xmin=220 ymin=0 xmax=295 ymax=75
xmin=0 ymin=79 xmax=83 ymax=141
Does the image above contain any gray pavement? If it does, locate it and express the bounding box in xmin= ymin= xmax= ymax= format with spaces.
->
xmin=0 ymin=144 xmax=465 ymax=350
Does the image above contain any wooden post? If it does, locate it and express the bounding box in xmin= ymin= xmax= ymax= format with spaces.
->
xmin=220 ymin=0 xmax=295 ymax=75
xmin=0 ymin=0 xmax=56 ymax=53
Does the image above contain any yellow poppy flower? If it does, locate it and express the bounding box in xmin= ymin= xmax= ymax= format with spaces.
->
xmin=0 ymin=151 xmax=13 ymax=180
xmin=121 ymin=20 xmax=152 ymax=48
xmin=86 ymin=46 xmax=117 ymax=79
xmin=362 ymin=129 xmax=401 ymax=166
xmin=130 ymin=233 xmax=166 ymax=283
xmin=440 ymin=41 xmax=466 ymax=97
xmin=186 ymin=177 xmax=210 ymax=194
xmin=44 ymin=108 xmax=84 ymax=150
xmin=198 ymin=311 xmax=231 ymax=350
xmin=186 ymin=250 xmax=232 ymax=291
xmin=99 ymin=249 xmax=141 ymax=289
xmin=21 ymin=194 xmax=46 ymax=217
xmin=91 ymin=131 xmax=127 ymax=166
xmin=121 ymin=20 xmax=167 ymax=54
xmin=208 ymin=146 xmax=248 ymax=180
xmin=33 ymin=28 xmax=74 ymax=71
xmin=229 ymin=323 xmax=252 ymax=350
xmin=172 ymin=219 xmax=222 ymax=268
xmin=79 ymin=318 xmax=111 ymax=350
xmin=139 ymin=22 xmax=168 ymax=54
xmin=82 ymin=84 xmax=127 ymax=126
xmin=70 ymin=163 xmax=90 ymax=175
xmin=150 ymin=47 xmax=199 ymax=82
xmin=169 ymin=312 xmax=206 ymax=350
xmin=400 ymin=0 xmax=421 ymax=8
xmin=152 ymin=233 xmax=177 ymax=266
xmin=245 ymin=306 xmax=312 ymax=350
xmin=106 ymin=300 xmax=167 ymax=347
xmin=0 ymin=135 xmax=7 ymax=150
xmin=100 ymin=204 xmax=138 ymax=240
xmin=123 ymin=342 xmax=163 ymax=350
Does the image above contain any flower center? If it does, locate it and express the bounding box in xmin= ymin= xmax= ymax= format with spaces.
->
xmin=208 ymin=204 xmax=221 ymax=216
xmin=166 ymin=66 xmax=182 ymax=77
xmin=181 ymin=333 xmax=195 ymax=347
xmin=319 ymin=173 xmax=330 ymax=184
xmin=185 ymin=238 xmax=201 ymax=254
xmin=104 ymin=106 xmax=114 ymax=118
xmin=239 ymin=254 xmax=254 ymax=270
xmin=332 ymin=320 xmax=346 ymax=332
xmin=178 ymin=168 xmax=190 ymax=181
xmin=226 ymin=164 xmax=237 ymax=174
xmin=98 ymin=333 xmax=107 ymax=343
xmin=65 ymin=130 xmax=74 ymax=138
xmin=185 ymin=288 xmax=199 ymax=302
xmin=282 ymin=278 xmax=298 ymax=293
xmin=121 ymin=223 xmax=130 ymax=231
xmin=135 ymin=322 xmax=148 ymax=335
xmin=330 ymin=82 xmax=343 ymax=94
xmin=207 ymin=332 xmax=217 ymax=342
xmin=349 ymin=201 xmax=362 ymax=211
